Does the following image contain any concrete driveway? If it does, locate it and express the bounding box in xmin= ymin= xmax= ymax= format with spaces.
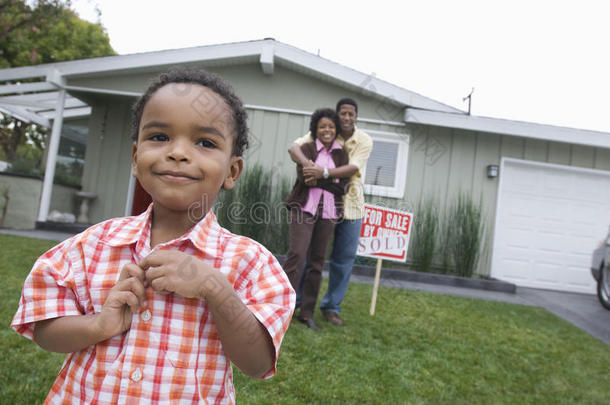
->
xmin=516 ymin=287 xmax=610 ymax=345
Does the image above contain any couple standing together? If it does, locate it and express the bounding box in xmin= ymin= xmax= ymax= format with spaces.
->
xmin=283 ymin=98 xmax=372 ymax=330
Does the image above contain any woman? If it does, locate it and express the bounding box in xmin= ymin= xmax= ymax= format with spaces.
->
xmin=284 ymin=108 xmax=349 ymax=330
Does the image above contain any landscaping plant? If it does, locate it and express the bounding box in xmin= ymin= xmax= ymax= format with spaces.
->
xmin=445 ymin=192 xmax=484 ymax=277
xmin=0 ymin=185 xmax=9 ymax=228
xmin=410 ymin=195 xmax=439 ymax=272
xmin=215 ymin=164 xmax=290 ymax=254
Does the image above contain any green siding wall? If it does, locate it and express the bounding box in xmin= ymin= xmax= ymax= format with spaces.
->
xmin=81 ymin=97 xmax=134 ymax=224
xmin=70 ymin=61 xmax=610 ymax=278
xmin=369 ymin=124 xmax=610 ymax=276
xmin=68 ymin=63 xmax=404 ymax=123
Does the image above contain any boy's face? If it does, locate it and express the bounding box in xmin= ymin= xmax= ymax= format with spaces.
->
xmin=132 ymin=83 xmax=243 ymax=217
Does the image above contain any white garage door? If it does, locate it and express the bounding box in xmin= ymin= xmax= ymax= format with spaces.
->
xmin=491 ymin=158 xmax=610 ymax=294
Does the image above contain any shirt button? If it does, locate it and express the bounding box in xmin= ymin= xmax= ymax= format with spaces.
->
xmin=141 ymin=309 xmax=151 ymax=322
xmin=131 ymin=368 xmax=142 ymax=382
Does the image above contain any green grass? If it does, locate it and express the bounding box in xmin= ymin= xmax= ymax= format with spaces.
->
xmin=2 ymin=234 xmax=609 ymax=404
xmin=0 ymin=234 xmax=63 ymax=404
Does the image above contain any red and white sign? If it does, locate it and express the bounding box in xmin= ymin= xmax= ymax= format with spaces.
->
xmin=357 ymin=204 xmax=413 ymax=263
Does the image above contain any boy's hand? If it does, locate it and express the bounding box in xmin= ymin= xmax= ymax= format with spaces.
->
xmin=140 ymin=251 xmax=222 ymax=299
xmin=94 ymin=264 xmax=147 ymax=339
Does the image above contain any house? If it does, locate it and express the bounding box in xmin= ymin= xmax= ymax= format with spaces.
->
xmin=1 ymin=38 xmax=609 ymax=294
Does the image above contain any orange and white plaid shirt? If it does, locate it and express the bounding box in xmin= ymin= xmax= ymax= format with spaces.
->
xmin=12 ymin=205 xmax=295 ymax=404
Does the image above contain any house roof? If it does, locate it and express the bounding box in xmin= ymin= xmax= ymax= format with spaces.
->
xmin=405 ymin=109 xmax=610 ymax=149
xmin=0 ymin=38 xmax=461 ymax=114
xmin=0 ymin=38 xmax=608 ymax=148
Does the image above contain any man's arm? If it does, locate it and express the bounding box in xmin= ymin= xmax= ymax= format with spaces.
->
xmin=288 ymin=143 xmax=310 ymax=166
xmin=288 ymin=133 xmax=314 ymax=166
xmin=303 ymin=163 xmax=358 ymax=181
xmin=304 ymin=132 xmax=374 ymax=181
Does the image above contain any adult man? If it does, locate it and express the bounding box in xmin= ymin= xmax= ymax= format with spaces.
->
xmin=288 ymin=98 xmax=372 ymax=326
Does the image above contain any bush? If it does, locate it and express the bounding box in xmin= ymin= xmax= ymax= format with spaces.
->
xmin=444 ymin=193 xmax=484 ymax=277
xmin=6 ymin=144 xmax=43 ymax=177
xmin=411 ymin=196 xmax=439 ymax=272
xmin=215 ymin=164 xmax=291 ymax=254
xmin=54 ymin=159 xmax=83 ymax=186
xmin=0 ymin=185 xmax=9 ymax=228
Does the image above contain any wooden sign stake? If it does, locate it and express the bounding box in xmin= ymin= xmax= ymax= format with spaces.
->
xmin=370 ymin=258 xmax=383 ymax=315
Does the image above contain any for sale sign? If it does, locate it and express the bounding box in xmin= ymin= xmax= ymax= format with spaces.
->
xmin=357 ymin=204 xmax=413 ymax=263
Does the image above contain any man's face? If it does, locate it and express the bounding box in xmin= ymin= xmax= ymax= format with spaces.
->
xmin=132 ymin=83 xmax=242 ymax=216
xmin=338 ymin=104 xmax=357 ymax=135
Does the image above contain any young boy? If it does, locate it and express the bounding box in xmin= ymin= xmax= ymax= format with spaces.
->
xmin=11 ymin=68 xmax=295 ymax=404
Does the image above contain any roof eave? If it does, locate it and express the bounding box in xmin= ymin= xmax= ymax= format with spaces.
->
xmin=405 ymin=108 xmax=610 ymax=149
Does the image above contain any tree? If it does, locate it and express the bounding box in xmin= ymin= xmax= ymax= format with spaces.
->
xmin=0 ymin=0 xmax=115 ymax=175
xmin=0 ymin=0 xmax=115 ymax=68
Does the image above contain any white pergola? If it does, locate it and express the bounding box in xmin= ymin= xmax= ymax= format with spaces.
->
xmin=0 ymin=88 xmax=91 ymax=127
xmin=0 ymin=78 xmax=93 ymax=222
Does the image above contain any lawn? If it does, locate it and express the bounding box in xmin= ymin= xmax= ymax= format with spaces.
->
xmin=1 ymin=233 xmax=609 ymax=404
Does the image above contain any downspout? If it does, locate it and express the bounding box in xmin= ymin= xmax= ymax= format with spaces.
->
xmin=37 ymin=69 xmax=66 ymax=222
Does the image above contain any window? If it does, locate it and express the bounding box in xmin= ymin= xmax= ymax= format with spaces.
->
xmin=362 ymin=130 xmax=409 ymax=198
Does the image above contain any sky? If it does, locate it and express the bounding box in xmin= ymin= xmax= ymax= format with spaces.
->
xmin=71 ymin=0 xmax=610 ymax=133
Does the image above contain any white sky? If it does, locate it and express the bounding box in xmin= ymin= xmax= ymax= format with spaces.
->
xmin=72 ymin=0 xmax=610 ymax=133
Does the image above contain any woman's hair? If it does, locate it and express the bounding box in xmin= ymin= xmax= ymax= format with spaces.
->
xmin=131 ymin=67 xmax=249 ymax=157
xmin=309 ymin=108 xmax=341 ymax=140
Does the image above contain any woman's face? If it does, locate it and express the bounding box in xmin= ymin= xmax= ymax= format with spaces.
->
xmin=316 ymin=117 xmax=336 ymax=149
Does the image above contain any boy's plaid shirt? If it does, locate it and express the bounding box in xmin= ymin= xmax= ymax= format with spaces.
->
xmin=12 ymin=205 xmax=295 ymax=404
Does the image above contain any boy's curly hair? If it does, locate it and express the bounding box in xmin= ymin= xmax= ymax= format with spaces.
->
xmin=131 ymin=67 xmax=249 ymax=157
xmin=309 ymin=108 xmax=341 ymax=140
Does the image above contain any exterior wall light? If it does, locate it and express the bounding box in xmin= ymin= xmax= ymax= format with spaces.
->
xmin=487 ymin=164 xmax=499 ymax=179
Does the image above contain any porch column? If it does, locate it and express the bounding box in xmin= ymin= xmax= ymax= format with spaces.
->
xmin=37 ymin=88 xmax=66 ymax=222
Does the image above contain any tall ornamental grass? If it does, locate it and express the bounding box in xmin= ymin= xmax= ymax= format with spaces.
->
xmin=215 ymin=164 xmax=291 ymax=254
xmin=410 ymin=196 xmax=439 ymax=273
xmin=444 ymin=192 xmax=484 ymax=277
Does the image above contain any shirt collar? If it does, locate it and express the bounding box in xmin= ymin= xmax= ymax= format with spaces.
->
xmin=315 ymin=138 xmax=342 ymax=152
xmin=101 ymin=204 xmax=153 ymax=247
xmin=342 ymin=126 xmax=363 ymax=145
xmin=101 ymin=203 xmax=220 ymax=252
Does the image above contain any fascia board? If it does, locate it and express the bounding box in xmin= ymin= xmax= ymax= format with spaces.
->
xmin=406 ymin=108 xmax=610 ymax=149
xmin=0 ymin=41 xmax=266 ymax=81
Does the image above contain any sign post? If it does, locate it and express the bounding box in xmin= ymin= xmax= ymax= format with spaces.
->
xmin=357 ymin=204 xmax=413 ymax=315
xmin=369 ymin=258 xmax=383 ymax=315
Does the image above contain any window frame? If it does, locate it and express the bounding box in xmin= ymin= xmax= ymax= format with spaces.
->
xmin=361 ymin=129 xmax=409 ymax=199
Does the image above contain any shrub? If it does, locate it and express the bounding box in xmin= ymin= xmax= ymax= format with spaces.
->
xmin=444 ymin=193 xmax=484 ymax=277
xmin=6 ymin=145 xmax=43 ymax=177
xmin=215 ymin=164 xmax=290 ymax=254
xmin=0 ymin=185 xmax=9 ymax=228
xmin=411 ymin=196 xmax=439 ymax=272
